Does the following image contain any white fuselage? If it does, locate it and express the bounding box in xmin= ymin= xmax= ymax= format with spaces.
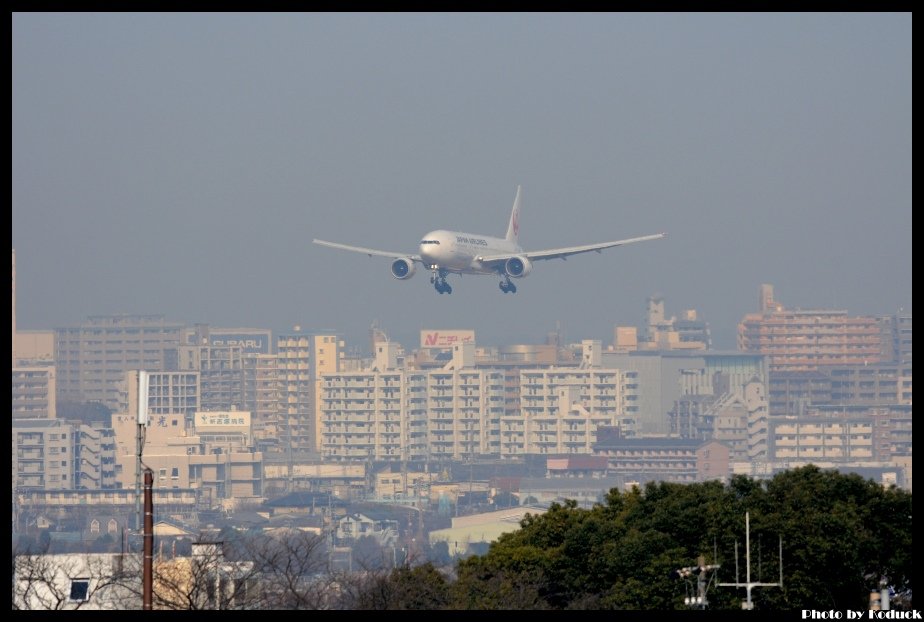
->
xmin=419 ymin=229 xmax=521 ymax=274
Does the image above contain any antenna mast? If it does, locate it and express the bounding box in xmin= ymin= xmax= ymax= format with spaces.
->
xmin=717 ymin=511 xmax=783 ymax=610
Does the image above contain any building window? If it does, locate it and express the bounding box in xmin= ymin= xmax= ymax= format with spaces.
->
xmin=90 ymin=519 xmax=100 ymax=534
xmin=69 ymin=579 xmax=90 ymax=602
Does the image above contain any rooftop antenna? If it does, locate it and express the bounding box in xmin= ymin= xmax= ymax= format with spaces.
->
xmin=717 ymin=511 xmax=783 ymax=610
xmin=135 ymin=371 xmax=150 ymax=532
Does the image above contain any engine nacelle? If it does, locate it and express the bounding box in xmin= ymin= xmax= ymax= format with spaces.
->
xmin=390 ymin=258 xmax=417 ymax=280
xmin=504 ymin=256 xmax=532 ymax=278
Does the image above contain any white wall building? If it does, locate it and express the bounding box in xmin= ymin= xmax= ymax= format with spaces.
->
xmin=321 ymin=341 xmax=633 ymax=460
xmin=13 ymin=553 xmax=140 ymax=610
xmin=515 ymin=367 xmax=631 ymax=455
xmin=13 ymin=419 xmax=117 ymax=491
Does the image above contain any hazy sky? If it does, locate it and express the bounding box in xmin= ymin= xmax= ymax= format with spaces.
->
xmin=12 ymin=13 xmax=912 ymax=353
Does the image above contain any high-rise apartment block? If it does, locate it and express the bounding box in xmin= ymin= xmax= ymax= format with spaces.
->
xmin=177 ymin=325 xmax=282 ymax=450
xmin=878 ymin=312 xmax=912 ymax=364
xmin=54 ymin=315 xmax=184 ymax=410
xmin=737 ymin=284 xmax=882 ymax=372
xmin=276 ymin=332 xmax=343 ymax=454
xmin=249 ymin=353 xmax=283 ymax=450
xmin=513 ymin=367 xmax=631 ymax=455
xmin=12 ymin=367 xmax=57 ymax=419
xmin=176 ymin=342 xmax=247 ymax=411
xmin=321 ymin=341 xmax=634 ymax=461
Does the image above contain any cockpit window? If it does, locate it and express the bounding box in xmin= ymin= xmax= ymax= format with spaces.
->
xmin=420 ymin=240 xmax=440 ymax=245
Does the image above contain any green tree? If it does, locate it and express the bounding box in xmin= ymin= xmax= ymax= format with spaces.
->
xmin=446 ymin=467 xmax=912 ymax=610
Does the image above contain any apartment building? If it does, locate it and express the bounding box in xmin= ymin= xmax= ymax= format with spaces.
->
xmin=768 ymin=417 xmax=877 ymax=462
xmin=322 ymin=369 xmax=429 ymax=461
xmin=825 ymin=363 xmax=912 ymax=405
xmin=515 ymin=367 xmax=629 ymax=455
xmin=175 ymin=342 xmax=247 ymax=411
xmin=768 ymin=363 xmax=912 ymax=416
xmin=737 ymin=284 xmax=882 ymax=372
xmin=322 ymin=342 xmax=633 ymax=461
xmin=276 ymin=332 xmax=343 ymax=454
xmin=54 ymin=315 xmax=184 ymax=410
xmin=878 ymin=312 xmax=912 ymax=364
xmin=322 ymin=343 xmax=507 ymax=461
xmin=13 ymin=419 xmax=117 ymax=491
xmin=592 ymin=427 xmax=720 ymax=484
xmin=249 ymin=353 xmax=283 ymax=449
xmin=12 ymin=366 xmax=57 ymax=419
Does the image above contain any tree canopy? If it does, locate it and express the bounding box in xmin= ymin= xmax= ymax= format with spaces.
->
xmin=382 ymin=466 xmax=913 ymax=610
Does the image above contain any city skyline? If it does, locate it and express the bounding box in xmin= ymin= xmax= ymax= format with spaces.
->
xmin=12 ymin=13 xmax=912 ymax=351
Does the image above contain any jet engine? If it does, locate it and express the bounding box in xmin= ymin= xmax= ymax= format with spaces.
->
xmin=504 ymin=256 xmax=532 ymax=278
xmin=391 ymin=258 xmax=417 ymax=280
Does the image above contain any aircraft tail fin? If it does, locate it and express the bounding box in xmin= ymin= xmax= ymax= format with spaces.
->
xmin=505 ymin=185 xmax=522 ymax=244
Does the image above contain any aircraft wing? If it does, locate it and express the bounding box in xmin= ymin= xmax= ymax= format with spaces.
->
xmin=312 ymin=239 xmax=422 ymax=262
xmin=477 ymin=232 xmax=666 ymax=263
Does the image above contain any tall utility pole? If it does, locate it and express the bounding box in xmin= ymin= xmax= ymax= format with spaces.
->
xmin=143 ymin=468 xmax=154 ymax=610
xmin=671 ymin=556 xmax=721 ymax=609
xmin=718 ymin=511 xmax=783 ymax=610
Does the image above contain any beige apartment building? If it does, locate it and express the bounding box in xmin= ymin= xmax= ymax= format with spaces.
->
xmin=768 ymin=404 xmax=911 ymax=463
xmin=322 ymin=369 xmax=430 ymax=461
xmin=769 ymin=417 xmax=875 ymax=461
xmin=54 ymin=314 xmax=184 ymax=410
xmin=13 ymin=418 xmax=117 ymax=491
xmin=250 ymin=353 xmax=283 ymax=448
xmin=322 ymin=343 xmax=507 ymax=461
xmin=737 ymin=284 xmax=882 ymax=372
xmin=12 ymin=366 xmax=57 ymax=419
xmin=512 ymin=367 xmax=631 ymax=455
xmin=276 ymin=332 xmax=343 ymax=454
xmin=321 ymin=341 xmax=634 ymax=461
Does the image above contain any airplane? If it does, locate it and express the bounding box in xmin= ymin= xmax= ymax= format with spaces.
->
xmin=313 ymin=185 xmax=666 ymax=294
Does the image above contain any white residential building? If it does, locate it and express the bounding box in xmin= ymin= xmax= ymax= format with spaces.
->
xmin=515 ymin=367 xmax=631 ymax=455
xmin=13 ymin=419 xmax=117 ymax=491
xmin=321 ymin=342 xmax=633 ymax=460
xmin=322 ymin=370 xmax=429 ymax=461
xmin=13 ymin=553 xmax=140 ymax=610
xmin=426 ymin=366 xmax=507 ymax=460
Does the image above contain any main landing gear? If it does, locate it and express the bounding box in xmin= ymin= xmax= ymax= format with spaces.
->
xmin=431 ymin=270 xmax=452 ymax=294
xmin=499 ymin=278 xmax=517 ymax=294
